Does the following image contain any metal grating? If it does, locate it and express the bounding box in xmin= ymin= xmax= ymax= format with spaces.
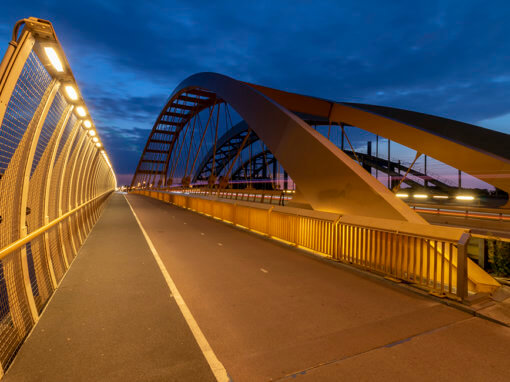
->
xmin=0 ymin=51 xmax=52 ymax=175
xmin=30 ymin=90 xmax=67 ymax=177
xmin=0 ymin=250 xmax=34 ymax=369
xmin=47 ymin=227 xmax=65 ymax=282
xmin=55 ymin=113 xmax=76 ymax=162
xmin=0 ymin=22 xmax=116 ymax=375
xmin=25 ymin=238 xmax=53 ymax=313
xmin=61 ymin=220 xmax=75 ymax=264
xmin=48 ymin=121 xmax=79 ymax=220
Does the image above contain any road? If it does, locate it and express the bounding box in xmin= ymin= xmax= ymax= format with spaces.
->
xmin=126 ymin=193 xmax=510 ymax=381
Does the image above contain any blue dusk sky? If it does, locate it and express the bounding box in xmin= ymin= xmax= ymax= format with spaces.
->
xmin=1 ymin=1 xmax=510 ymax=185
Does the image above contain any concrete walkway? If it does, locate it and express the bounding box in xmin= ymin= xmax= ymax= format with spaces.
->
xmin=4 ymin=194 xmax=216 ymax=382
xmin=126 ymin=194 xmax=510 ymax=382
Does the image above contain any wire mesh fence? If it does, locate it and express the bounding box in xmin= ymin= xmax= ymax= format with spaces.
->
xmin=0 ymin=19 xmax=116 ymax=373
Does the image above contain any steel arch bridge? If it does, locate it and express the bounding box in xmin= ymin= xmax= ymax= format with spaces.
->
xmin=132 ymin=72 xmax=510 ymax=221
xmin=192 ymin=120 xmax=456 ymax=193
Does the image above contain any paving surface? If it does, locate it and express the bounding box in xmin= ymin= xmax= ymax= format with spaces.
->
xmin=126 ymin=194 xmax=510 ymax=382
xmin=5 ymin=193 xmax=510 ymax=381
xmin=4 ymin=194 xmax=216 ymax=382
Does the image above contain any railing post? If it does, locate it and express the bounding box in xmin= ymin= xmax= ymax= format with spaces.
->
xmin=456 ymin=233 xmax=470 ymax=301
xmin=54 ymin=120 xmax=82 ymax=269
xmin=42 ymin=105 xmax=74 ymax=289
xmin=72 ymin=139 xmax=96 ymax=244
xmin=18 ymin=79 xmax=61 ymax=321
xmin=333 ymin=218 xmax=341 ymax=260
xmin=60 ymin=125 xmax=87 ymax=261
xmin=267 ymin=206 xmax=274 ymax=237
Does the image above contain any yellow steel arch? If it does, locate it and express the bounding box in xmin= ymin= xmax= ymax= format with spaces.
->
xmin=137 ymin=72 xmax=426 ymax=222
xmin=137 ymin=73 xmax=510 ymax=221
xmin=247 ymin=82 xmax=510 ymax=205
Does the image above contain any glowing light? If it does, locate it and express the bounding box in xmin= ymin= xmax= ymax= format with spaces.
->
xmin=44 ymin=47 xmax=64 ymax=72
xmin=76 ymin=106 xmax=86 ymax=117
xmin=95 ymin=142 xmax=101 ymax=148
xmin=433 ymin=195 xmax=449 ymax=199
xmin=413 ymin=194 xmax=428 ymax=199
xmin=101 ymin=150 xmax=116 ymax=186
xmin=456 ymin=195 xmax=475 ymax=201
xmin=83 ymin=120 xmax=92 ymax=128
xmin=88 ymin=130 xmax=96 ymax=137
xmin=65 ymin=85 xmax=78 ymax=100
xmin=396 ymin=193 xmax=409 ymax=198
xmin=92 ymin=137 xmax=99 ymax=143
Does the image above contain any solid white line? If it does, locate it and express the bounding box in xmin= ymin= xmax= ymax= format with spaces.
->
xmin=124 ymin=195 xmax=229 ymax=382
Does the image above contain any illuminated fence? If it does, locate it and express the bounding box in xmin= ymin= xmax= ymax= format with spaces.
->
xmin=133 ymin=190 xmax=483 ymax=302
xmin=0 ymin=18 xmax=115 ymax=372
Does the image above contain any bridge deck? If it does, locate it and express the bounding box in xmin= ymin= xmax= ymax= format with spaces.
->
xmin=3 ymin=194 xmax=216 ymax=382
xmin=4 ymin=193 xmax=510 ymax=381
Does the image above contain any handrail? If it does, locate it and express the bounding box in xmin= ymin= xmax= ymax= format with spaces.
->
xmin=0 ymin=190 xmax=112 ymax=261
xmin=133 ymin=189 xmax=501 ymax=301
xmin=0 ymin=18 xmax=116 ymax=373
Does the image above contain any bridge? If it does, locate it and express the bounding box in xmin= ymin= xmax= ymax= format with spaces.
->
xmin=0 ymin=18 xmax=509 ymax=381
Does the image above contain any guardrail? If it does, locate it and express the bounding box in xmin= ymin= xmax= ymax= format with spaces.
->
xmin=142 ymin=187 xmax=294 ymax=205
xmin=410 ymin=204 xmax=510 ymax=223
xmin=135 ymin=187 xmax=510 ymax=222
xmin=0 ymin=18 xmax=115 ymax=374
xmin=132 ymin=190 xmax=499 ymax=304
xmin=189 ymin=188 xmax=293 ymax=205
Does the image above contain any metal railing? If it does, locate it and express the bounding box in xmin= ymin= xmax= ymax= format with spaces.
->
xmin=158 ymin=187 xmax=295 ymax=205
xmin=0 ymin=18 xmax=115 ymax=374
xmin=132 ymin=190 xmax=484 ymax=303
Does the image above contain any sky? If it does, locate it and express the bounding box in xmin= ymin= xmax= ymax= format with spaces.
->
xmin=1 ymin=0 xmax=510 ymax=186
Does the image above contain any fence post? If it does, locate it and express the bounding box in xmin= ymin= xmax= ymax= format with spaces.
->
xmin=61 ymin=128 xmax=88 ymax=258
xmin=55 ymin=120 xmax=82 ymax=267
xmin=333 ymin=218 xmax=341 ymax=260
xmin=456 ymin=233 xmax=470 ymax=301
xmin=40 ymin=105 xmax=74 ymax=290
xmin=18 ymin=79 xmax=61 ymax=321
xmin=267 ymin=206 xmax=274 ymax=236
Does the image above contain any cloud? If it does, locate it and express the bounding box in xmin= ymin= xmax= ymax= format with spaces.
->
xmin=99 ymin=125 xmax=151 ymax=176
xmin=1 ymin=0 xmax=510 ymax=180
xmin=87 ymin=93 xmax=167 ymax=125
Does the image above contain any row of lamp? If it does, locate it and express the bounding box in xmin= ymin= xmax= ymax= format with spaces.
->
xmin=43 ymin=46 xmax=110 ymax=163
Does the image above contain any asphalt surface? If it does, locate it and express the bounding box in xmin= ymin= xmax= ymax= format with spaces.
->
xmin=5 ymin=193 xmax=510 ymax=381
xmin=126 ymin=193 xmax=510 ymax=382
xmin=4 ymin=194 xmax=216 ymax=382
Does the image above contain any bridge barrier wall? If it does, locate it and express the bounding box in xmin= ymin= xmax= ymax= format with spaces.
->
xmin=0 ymin=18 xmax=116 ymax=374
xmin=132 ymin=190 xmax=501 ymax=303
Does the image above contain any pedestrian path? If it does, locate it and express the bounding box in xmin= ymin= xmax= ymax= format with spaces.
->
xmin=4 ymin=194 xmax=217 ymax=382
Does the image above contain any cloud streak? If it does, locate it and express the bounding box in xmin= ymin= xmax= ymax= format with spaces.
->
xmin=1 ymin=0 xmax=510 ymax=182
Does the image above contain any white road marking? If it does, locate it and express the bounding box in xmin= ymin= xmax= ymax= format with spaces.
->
xmin=260 ymin=268 xmax=268 ymax=273
xmin=124 ymin=196 xmax=229 ymax=382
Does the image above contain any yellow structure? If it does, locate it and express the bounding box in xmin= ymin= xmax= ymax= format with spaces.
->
xmin=0 ymin=18 xmax=115 ymax=372
xmin=133 ymin=190 xmax=500 ymax=300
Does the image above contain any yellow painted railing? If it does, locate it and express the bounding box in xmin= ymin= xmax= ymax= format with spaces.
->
xmin=133 ymin=190 xmax=501 ymax=303
xmin=0 ymin=18 xmax=115 ymax=374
